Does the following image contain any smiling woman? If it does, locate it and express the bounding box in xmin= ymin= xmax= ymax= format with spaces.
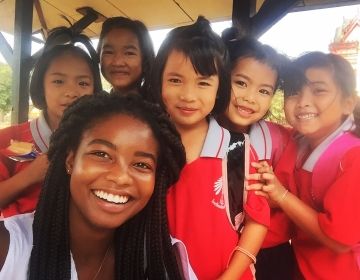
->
xmin=0 ymin=93 xmax=186 ymax=280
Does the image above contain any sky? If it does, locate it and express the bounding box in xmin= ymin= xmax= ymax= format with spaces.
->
xmin=1 ymin=4 xmax=360 ymax=63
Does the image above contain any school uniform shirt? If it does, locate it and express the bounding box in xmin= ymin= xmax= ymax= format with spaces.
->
xmin=0 ymin=113 xmax=51 ymax=217
xmin=281 ymin=117 xmax=360 ymax=280
xmin=0 ymin=212 xmax=78 ymax=279
xmin=167 ymin=118 xmax=270 ymax=280
xmin=249 ymin=120 xmax=293 ymax=248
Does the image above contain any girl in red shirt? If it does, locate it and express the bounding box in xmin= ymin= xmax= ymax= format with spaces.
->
xmin=248 ymin=52 xmax=360 ymax=280
xmin=149 ymin=16 xmax=270 ymax=279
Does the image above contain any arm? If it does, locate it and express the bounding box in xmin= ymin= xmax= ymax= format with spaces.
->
xmin=0 ymin=221 xmax=10 ymax=270
xmin=0 ymin=154 xmax=48 ymax=208
xmin=247 ymin=161 xmax=351 ymax=253
xmin=217 ymin=217 xmax=267 ymax=280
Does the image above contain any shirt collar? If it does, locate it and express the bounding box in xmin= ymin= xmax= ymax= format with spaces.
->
xmin=29 ymin=112 xmax=52 ymax=153
xmin=200 ymin=117 xmax=230 ymax=159
xmin=300 ymin=115 xmax=355 ymax=171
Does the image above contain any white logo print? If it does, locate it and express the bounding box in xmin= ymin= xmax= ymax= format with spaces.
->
xmin=211 ymin=177 xmax=225 ymax=209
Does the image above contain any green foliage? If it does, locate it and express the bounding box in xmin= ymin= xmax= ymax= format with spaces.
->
xmin=0 ymin=63 xmax=12 ymax=114
xmin=266 ymin=90 xmax=288 ymax=126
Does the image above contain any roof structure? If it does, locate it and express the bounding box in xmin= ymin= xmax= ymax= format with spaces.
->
xmin=2 ymin=0 xmax=360 ymax=123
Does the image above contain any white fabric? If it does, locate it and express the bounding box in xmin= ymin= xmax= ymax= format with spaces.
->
xmin=0 ymin=213 xmax=78 ymax=279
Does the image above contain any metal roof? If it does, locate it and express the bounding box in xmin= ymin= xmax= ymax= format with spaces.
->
xmin=1 ymin=0 xmax=360 ymax=39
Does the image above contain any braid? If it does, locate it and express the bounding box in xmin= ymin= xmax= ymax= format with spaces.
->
xmin=28 ymin=93 xmax=185 ymax=279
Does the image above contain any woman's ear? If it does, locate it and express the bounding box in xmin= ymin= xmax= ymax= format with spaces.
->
xmin=65 ymin=151 xmax=75 ymax=175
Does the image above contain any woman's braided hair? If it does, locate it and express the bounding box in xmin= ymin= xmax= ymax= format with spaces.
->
xmin=29 ymin=93 xmax=186 ymax=279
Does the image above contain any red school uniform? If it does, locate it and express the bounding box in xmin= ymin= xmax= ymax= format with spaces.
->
xmin=249 ymin=120 xmax=293 ymax=248
xmin=282 ymin=116 xmax=360 ymax=280
xmin=0 ymin=113 xmax=51 ymax=217
xmin=167 ymin=118 xmax=270 ymax=280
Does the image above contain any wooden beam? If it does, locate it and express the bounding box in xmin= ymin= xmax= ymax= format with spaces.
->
xmin=0 ymin=32 xmax=13 ymax=67
xmin=252 ymin=0 xmax=299 ymax=37
xmin=11 ymin=0 xmax=33 ymax=124
xmin=34 ymin=0 xmax=48 ymax=37
xmin=232 ymin=0 xmax=253 ymax=36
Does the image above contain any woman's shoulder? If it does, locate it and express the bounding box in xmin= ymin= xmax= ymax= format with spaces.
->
xmin=0 ymin=212 xmax=33 ymax=279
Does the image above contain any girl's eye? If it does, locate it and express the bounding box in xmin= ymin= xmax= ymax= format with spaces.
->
xmin=234 ymin=80 xmax=247 ymax=88
xmin=125 ymin=51 xmax=137 ymax=56
xmin=313 ymin=88 xmax=327 ymax=95
xmin=259 ymin=89 xmax=272 ymax=96
xmin=101 ymin=50 xmax=113 ymax=55
xmin=199 ymin=81 xmax=211 ymax=87
xmin=79 ymin=81 xmax=90 ymax=87
xmin=52 ymin=79 xmax=64 ymax=85
xmin=169 ymin=78 xmax=181 ymax=84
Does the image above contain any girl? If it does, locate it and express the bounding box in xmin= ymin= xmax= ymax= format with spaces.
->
xmin=0 ymin=93 xmax=186 ymax=279
xmin=97 ymin=16 xmax=155 ymax=95
xmin=217 ymin=35 xmax=295 ymax=280
xmin=150 ymin=16 xmax=270 ymax=279
xmin=0 ymin=29 xmax=102 ymax=217
xmin=248 ymin=52 xmax=360 ymax=279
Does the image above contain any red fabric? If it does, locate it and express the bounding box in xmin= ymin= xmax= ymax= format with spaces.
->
xmin=167 ymin=155 xmax=269 ymax=279
xmin=0 ymin=122 xmax=42 ymax=217
xmin=261 ymin=123 xmax=294 ymax=248
xmin=289 ymin=143 xmax=360 ymax=279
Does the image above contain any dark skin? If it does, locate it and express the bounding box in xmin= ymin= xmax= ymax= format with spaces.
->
xmin=0 ymin=222 xmax=10 ymax=270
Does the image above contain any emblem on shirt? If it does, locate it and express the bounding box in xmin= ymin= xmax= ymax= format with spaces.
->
xmin=211 ymin=177 xmax=225 ymax=209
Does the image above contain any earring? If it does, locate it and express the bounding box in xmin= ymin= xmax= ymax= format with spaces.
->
xmin=66 ymin=168 xmax=71 ymax=174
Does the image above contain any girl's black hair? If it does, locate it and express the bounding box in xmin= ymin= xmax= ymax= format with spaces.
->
xmin=222 ymin=29 xmax=287 ymax=92
xmin=283 ymin=51 xmax=360 ymax=136
xmin=29 ymin=93 xmax=186 ymax=280
xmin=97 ymin=17 xmax=155 ymax=91
xmin=147 ymin=16 xmax=231 ymax=116
xmin=30 ymin=27 xmax=103 ymax=110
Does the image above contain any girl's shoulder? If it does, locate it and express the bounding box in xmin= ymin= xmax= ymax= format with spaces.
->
xmin=0 ymin=122 xmax=32 ymax=149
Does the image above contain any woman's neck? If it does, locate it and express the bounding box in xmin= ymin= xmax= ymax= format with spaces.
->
xmin=44 ymin=111 xmax=59 ymax=131
xmin=176 ymin=120 xmax=209 ymax=163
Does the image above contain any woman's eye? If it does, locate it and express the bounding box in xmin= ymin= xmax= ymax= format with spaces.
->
xmin=91 ymin=151 xmax=110 ymax=159
xmin=134 ymin=162 xmax=153 ymax=171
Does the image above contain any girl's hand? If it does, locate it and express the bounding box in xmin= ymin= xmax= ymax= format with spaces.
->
xmin=247 ymin=161 xmax=288 ymax=206
xmin=24 ymin=154 xmax=49 ymax=185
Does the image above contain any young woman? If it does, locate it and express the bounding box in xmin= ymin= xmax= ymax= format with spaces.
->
xmin=0 ymin=93 xmax=186 ymax=279
xmin=97 ymin=16 xmax=155 ymax=94
xmin=150 ymin=16 xmax=270 ymax=279
xmin=248 ymin=52 xmax=360 ymax=279
xmin=218 ymin=35 xmax=295 ymax=280
xmin=0 ymin=29 xmax=102 ymax=217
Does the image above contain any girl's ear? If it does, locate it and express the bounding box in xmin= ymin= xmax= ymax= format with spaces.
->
xmin=65 ymin=151 xmax=75 ymax=175
xmin=343 ymin=94 xmax=358 ymax=115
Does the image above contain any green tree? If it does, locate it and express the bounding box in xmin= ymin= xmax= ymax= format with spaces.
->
xmin=266 ymin=90 xmax=288 ymax=126
xmin=0 ymin=63 xmax=12 ymax=114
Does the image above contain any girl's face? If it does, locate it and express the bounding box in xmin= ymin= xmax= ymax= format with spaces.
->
xmin=66 ymin=114 xmax=158 ymax=230
xmin=285 ymin=67 xmax=356 ymax=147
xmin=100 ymin=28 xmax=142 ymax=92
xmin=161 ymin=50 xmax=219 ymax=131
xmin=225 ymin=57 xmax=277 ymax=133
xmin=44 ymin=53 xmax=94 ymax=130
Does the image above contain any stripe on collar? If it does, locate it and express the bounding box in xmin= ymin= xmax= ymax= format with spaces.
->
xmin=30 ymin=112 xmax=52 ymax=153
xmin=301 ymin=115 xmax=355 ymax=172
xmin=249 ymin=120 xmax=272 ymax=160
xmin=200 ymin=118 xmax=230 ymax=159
